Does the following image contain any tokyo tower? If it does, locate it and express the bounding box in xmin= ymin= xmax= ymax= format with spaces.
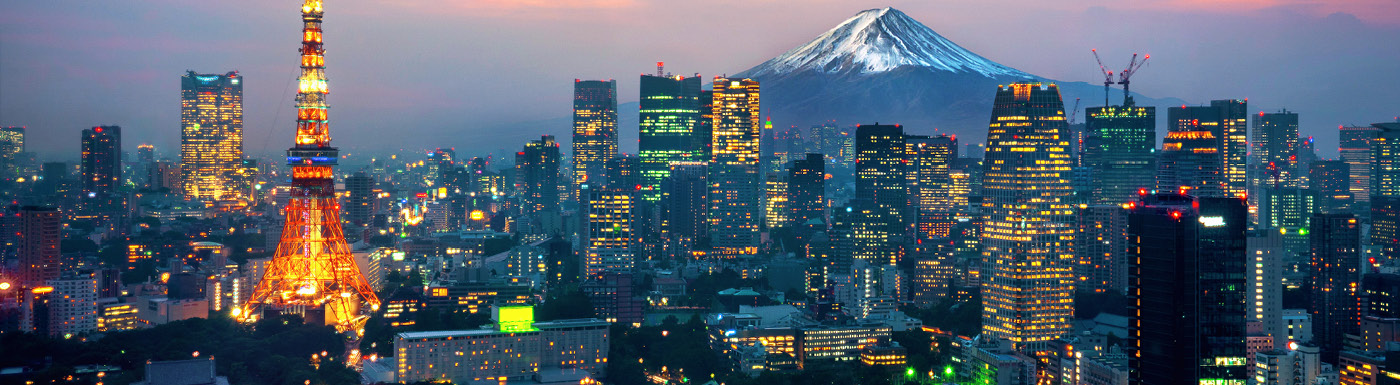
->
xmin=238 ymin=0 xmax=380 ymax=341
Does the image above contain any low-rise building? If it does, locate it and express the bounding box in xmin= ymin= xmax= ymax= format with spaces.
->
xmin=393 ymin=305 xmax=608 ymax=384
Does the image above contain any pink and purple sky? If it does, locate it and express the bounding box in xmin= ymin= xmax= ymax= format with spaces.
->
xmin=1 ymin=0 xmax=1397 ymax=160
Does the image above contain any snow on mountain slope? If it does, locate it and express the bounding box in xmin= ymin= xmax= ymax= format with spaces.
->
xmin=740 ymin=7 xmax=1031 ymax=78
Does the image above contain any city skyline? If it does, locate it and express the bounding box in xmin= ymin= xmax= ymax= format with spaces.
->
xmin=3 ymin=1 xmax=1398 ymax=159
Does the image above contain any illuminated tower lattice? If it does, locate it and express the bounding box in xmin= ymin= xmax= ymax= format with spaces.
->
xmin=240 ymin=0 xmax=380 ymax=340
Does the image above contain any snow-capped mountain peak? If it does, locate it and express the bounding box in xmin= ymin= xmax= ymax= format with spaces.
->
xmin=740 ymin=7 xmax=1030 ymax=78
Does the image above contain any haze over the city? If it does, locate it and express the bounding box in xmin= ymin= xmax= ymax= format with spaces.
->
xmin=2 ymin=0 xmax=1397 ymax=159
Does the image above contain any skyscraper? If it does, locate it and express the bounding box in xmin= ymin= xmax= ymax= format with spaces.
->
xmin=1252 ymin=110 xmax=1300 ymax=191
xmin=81 ymin=126 xmax=121 ymax=196
xmin=979 ymin=83 xmax=1076 ymax=350
xmin=708 ymin=77 xmax=761 ymax=256
xmin=1340 ymin=125 xmax=1380 ymax=206
xmin=585 ymin=187 xmax=633 ymax=277
xmin=1159 ymin=115 xmax=1224 ymax=197
xmin=1371 ymin=122 xmax=1400 ymax=262
xmin=763 ymin=173 xmax=788 ymax=229
xmin=787 ymin=153 xmax=825 ymax=229
xmin=1311 ymin=160 xmax=1353 ymax=215
xmin=907 ymin=135 xmax=956 ymax=239
xmin=344 ymin=171 xmax=374 ymax=227
xmin=661 ymin=162 xmax=707 ymax=257
xmin=516 ymin=135 xmax=561 ymax=214
xmin=854 ymin=124 xmax=906 ymax=265
xmin=1163 ymin=100 xmax=1248 ymax=198
xmin=1309 ymin=213 xmax=1360 ymax=361
xmin=1247 ymin=230 xmax=1285 ymax=350
xmin=1074 ymin=204 xmax=1129 ymax=294
xmin=0 ymin=126 xmax=23 ymax=182
xmin=180 ymin=71 xmax=245 ymax=202
xmin=572 ymin=80 xmax=618 ymax=189
xmin=638 ymin=74 xmax=703 ymax=202
xmin=1128 ymin=194 xmax=1248 ymax=385
xmin=1084 ymin=104 xmax=1156 ymax=205
xmin=12 ymin=206 xmax=60 ymax=288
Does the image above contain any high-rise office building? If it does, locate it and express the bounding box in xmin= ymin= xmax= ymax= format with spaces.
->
xmin=907 ymin=135 xmax=956 ymax=239
xmin=572 ymin=80 xmax=618 ymax=189
xmin=516 ymin=135 xmax=561 ymax=214
xmin=1372 ymin=122 xmax=1400 ymax=198
xmin=661 ymin=162 xmax=707 ymax=256
xmin=708 ymin=77 xmax=761 ymax=256
xmin=1158 ymin=125 xmax=1223 ymax=197
xmin=1084 ymin=104 xmax=1156 ymax=205
xmin=763 ymin=173 xmax=788 ymax=230
xmin=1075 ymin=204 xmax=1129 ymax=294
xmin=638 ymin=74 xmax=703 ymax=202
xmin=1128 ymin=194 xmax=1248 ymax=385
xmin=584 ymin=187 xmax=633 ymax=277
xmin=1252 ymin=110 xmax=1300 ymax=192
xmin=1247 ymin=230 xmax=1285 ymax=350
xmin=1370 ymin=122 xmax=1400 ymax=262
xmin=81 ymin=126 xmax=121 ymax=196
xmin=979 ymin=83 xmax=1076 ymax=350
xmin=787 ymin=153 xmax=825 ymax=229
xmin=1163 ymin=100 xmax=1248 ymax=198
xmin=12 ymin=206 xmax=61 ymax=288
xmin=1340 ymin=125 xmax=1380 ymax=205
xmin=180 ymin=71 xmax=245 ymax=202
xmin=47 ymin=271 xmax=99 ymax=337
xmin=344 ymin=171 xmax=374 ymax=227
xmin=1308 ymin=213 xmax=1360 ymax=361
xmin=0 ymin=126 xmax=23 ymax=182
xmin=853 ymin=124 xmax=906 ymax=265
xmin=1311 ymin=160 xmax=1353 ymax=215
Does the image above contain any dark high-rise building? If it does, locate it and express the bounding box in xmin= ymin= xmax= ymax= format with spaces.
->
xmin=661 ymin=162 xmax=707 ymax=257
xmin=1252 ymin=110 xmax=1300 ymax=192
xmin=1084 ymin=104 xmax=1156 ymax=205
xmin=1075 ymin=204 xmax=1129 ymax=294
xmin=180 ymin=71 xmax=245 ymax=202
xmin=1163 ymin=100 xmax=1248 ymax=198
xmin=908 ymin=135 xmax=957 ymax=239
xmin=1312 ymin=160 xmax=1354 ymax=215
xmin=344 ymin=171 xmax=374 ymax=227
xmin=13 ymin=206 xmax=61 ymax=288
xmin=606 ymin=154 xmax=641 ymax=192
xmin=1375 ymin=196 xmax=1400 ymax=264
xmin=572 ymin=80 xmax=618 ymax=189
xmin=787 ymin=153 xmax=825 ymax=230
xmin=1158 ymin=122 xmax=1223 ymax=197
xmin=1363 ymin=273 xmax=1400 ymax=318
xmin=1340 ymin=125 xmax=1380 ymax=205
xmin=853 ymin=124 xmax=906 ymax=265
xmin=979 ymin=83 xmax=1076 ymax=351
xmin=707 ymin=77 xmax=761 ymax=256
xmin=1128 ymin=194 xmax=1247 ymax=385
xmin=1309 ymin=213 xmax=1360 ymax=361
xmin=638 ymin=74 xmax=703 ymax=202
xmin=515 ymin=135 xmax=560 ymax=214
xmin=81 ymin=126 xmax=121 ymax=196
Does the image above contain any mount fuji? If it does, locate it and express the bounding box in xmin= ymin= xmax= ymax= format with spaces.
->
xmin=734 ymin=7 xmax=1184 ymax=139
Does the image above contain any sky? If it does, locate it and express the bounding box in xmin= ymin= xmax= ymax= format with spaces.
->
xmin=1 ymin=0 xmax=1397 ymax=162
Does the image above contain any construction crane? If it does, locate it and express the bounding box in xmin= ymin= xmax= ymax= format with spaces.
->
xmin=1091 ymin=49 xmax=1113 ymax=107
xmin=1068 ymin=97 xmax=1081 ymax=125
xmin=1091 ymin=49 xmax=1151 ymax=107
xmin=1117 ymin=53 xmax=1149 ymax=106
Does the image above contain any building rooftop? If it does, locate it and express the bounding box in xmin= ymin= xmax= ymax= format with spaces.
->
xmin=135 ymin=358 xmax=227 ymax=385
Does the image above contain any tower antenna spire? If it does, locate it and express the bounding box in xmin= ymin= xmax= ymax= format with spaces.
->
xmin=242 ymin=0 xmax=380 ymax=362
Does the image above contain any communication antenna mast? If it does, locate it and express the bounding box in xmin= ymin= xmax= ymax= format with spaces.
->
xmin=657 ymin=61 xmax=664 ymax=77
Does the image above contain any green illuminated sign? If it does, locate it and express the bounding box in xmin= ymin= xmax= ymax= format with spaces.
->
xmin=495 ymin=305 xmax=538 ymax=332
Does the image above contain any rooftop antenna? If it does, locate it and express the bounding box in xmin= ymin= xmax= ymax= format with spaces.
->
xmin=657 ymin=62 xmax=664 ymax=77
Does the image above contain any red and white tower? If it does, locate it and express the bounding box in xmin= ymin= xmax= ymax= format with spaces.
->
xmin=239 ymin=0 xmax=380 ymax=343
